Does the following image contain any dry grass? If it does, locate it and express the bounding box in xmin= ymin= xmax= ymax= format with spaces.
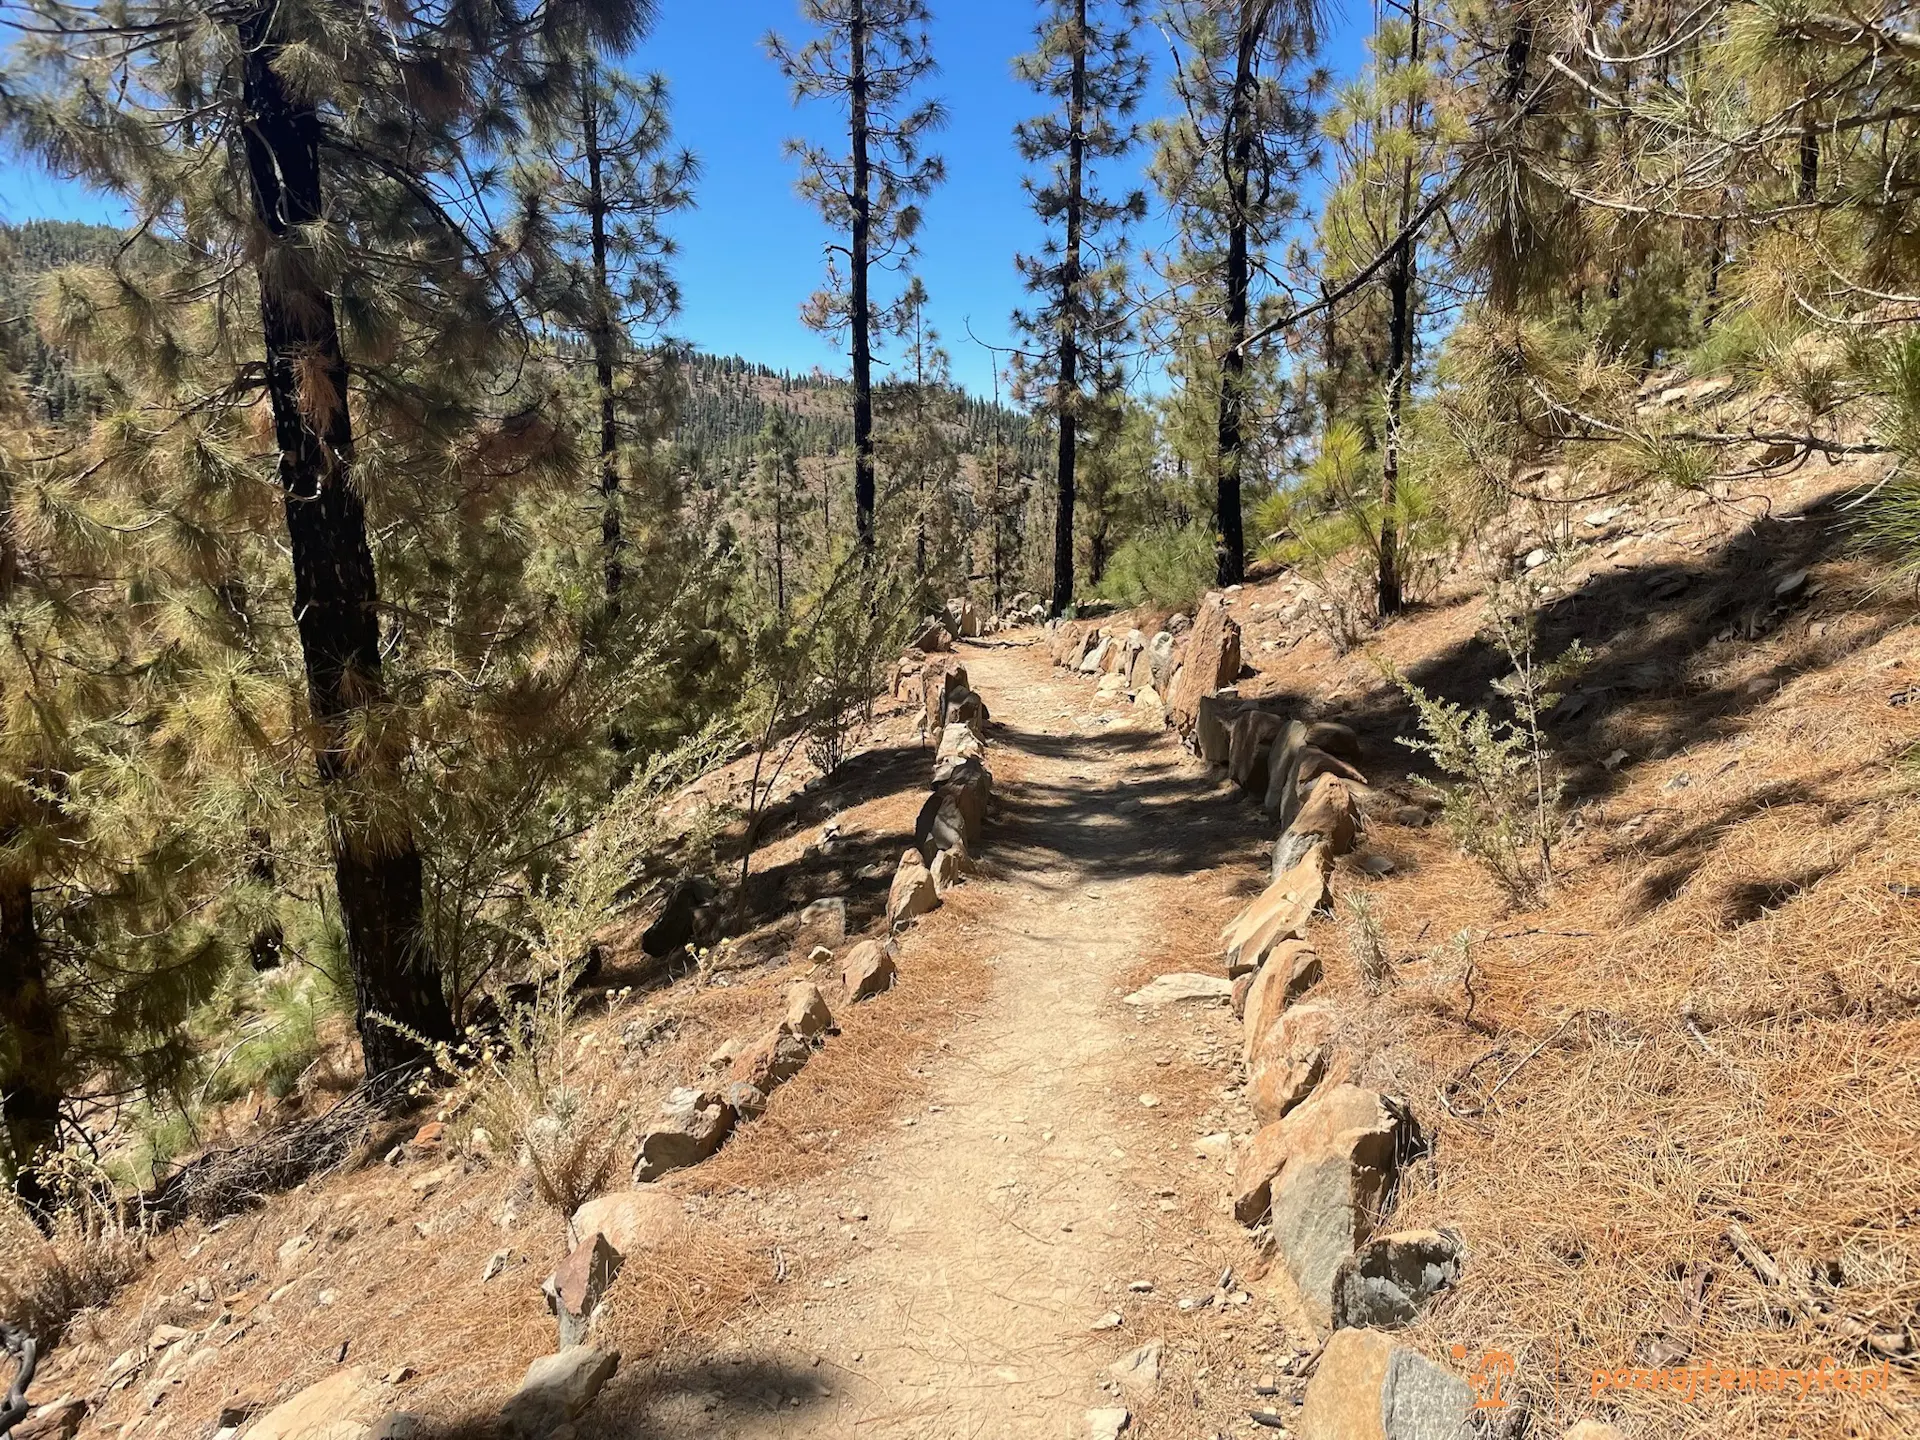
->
xmin=0 ymin=1198 xmax=147 ymax=1345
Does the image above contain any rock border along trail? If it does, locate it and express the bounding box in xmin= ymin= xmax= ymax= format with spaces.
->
xmin=635 ymin=635 xmax=1275 ymax=1439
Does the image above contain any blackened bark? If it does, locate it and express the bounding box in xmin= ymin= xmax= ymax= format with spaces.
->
xmin=0 ymin=870 xmax=61 ymax=1210
xmin=583 ymin=63 xmax=623 ymax=610
xmin=1049 ymin=0 xmax=1088 ymax=620
xmin=1378 ymin=0 xmax=1423 ymax=620
xmin=238 ymin=5 xmax=453 ymax=1083
xmin=1214 ymin=6 xmax=1260 ymax=588
xmin=850 ymin=0 xmax=876 ymax=560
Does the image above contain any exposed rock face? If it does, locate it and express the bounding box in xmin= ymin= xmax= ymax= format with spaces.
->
xmin=919 ymin=754 xmax=992 ymax=860
xmin=641 ymin=875 xmax=719 ymax=959
xmin=1168 ymin=594 xmax=1242 ymax=735
xmin=719 ymin=1080 xmax=768 ymax=1119
xmin=1248 ymin=997 xmax=1338 ymax=1123
xmin=245 ymin=1368 xmax=387 ymax=1440
xmin=784 ymin=982 xmax=834 ymax=1039
xmin=570 ymin=1190 xmax=686 ymax=1255
xmin=1222 ymin=851 xmax=1332 ymax=978
xmin=544 ymin=1232 xmax=622 ymax=1347
xmin=1274 ymin=775 xmax=1361 ymax=876
xmin=1235 ymin=1087 xmax=1420 ymax=1328
xmin=1296 ymin=1328 xmax=1475 ymax=1440
xmin=728 ymin=1027 xmax=812 ymax=1092
xmin=1239 ymin=942 xmax=1324 ymax=1061
xmin=1123 ymin=973 xmax=1235 ymax=1007
xmin=888 ymin=848 xmax=940 ymax=924
xmin=498 ymin=1347 xmax=620 ymax=1440
xmin=633 ymin=1087 xmax=735 ymax=1182
xmin=936 ymin=721 xmax=987 ymax=766
xmin=842 ymin=939 xmax=898 ymax=1000
xmin=1331 ymin=1229 xmax=1465 ymax=1331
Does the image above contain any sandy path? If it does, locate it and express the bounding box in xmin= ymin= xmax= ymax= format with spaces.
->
xmin=633 ymin=637 xmax=1275 ymax=1439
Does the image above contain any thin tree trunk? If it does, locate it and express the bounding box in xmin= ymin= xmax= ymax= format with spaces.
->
xmin=1214 ymin=2 xmax=1262 ymax=588
xmin=238 ymin=5 xmax=453 ymax=1084
xmin=0 ymin=869 xmax=61 ymax=1210
xmin=1049 ymin=0 xmax=1088 ymax=620
xmin=583 ymin=63 xmax=623 ymax=610
xmin=1377 ymin=0 xmax=1422 ymax=620
xmin=849 ymin=0 xmax=876 ymax=560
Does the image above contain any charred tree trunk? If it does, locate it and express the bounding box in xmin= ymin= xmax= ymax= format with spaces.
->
xmin=238 ymin=5 xmax=453 ymax=1084
xmin=1377 ymin=0 xmax=1423 ymax=621
xmin=0 ymin=869 xmax=61 ymax=1211
xmin=1049 ymin=0 xmax=1089 ymax=620
xmin=1214 ymin=6 xmax=1260 ymax=588
xmin=583 ymin=63 xmax=624 ymax=610
xmin=849 ymin=0 xmax=877 ymax=561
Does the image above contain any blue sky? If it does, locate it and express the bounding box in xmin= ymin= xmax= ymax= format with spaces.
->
xmin=0 ymin=0 xmax=1373 ymax=397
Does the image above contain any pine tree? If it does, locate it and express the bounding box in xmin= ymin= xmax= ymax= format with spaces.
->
xmin=750 ymin=409 xmax=812 ymax=618
xmin=876 ymin=277 xmax=965 ymax=598
xmin=1012 ymin=0 xmax=1148 ymax=617
xmin=1155 ymin=0 xmax=1323 ymax=585
xmin=767 ymin=1 xmax=946 ymax=562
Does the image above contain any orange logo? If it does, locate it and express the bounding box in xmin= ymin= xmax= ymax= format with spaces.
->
xmin=1452 ymin=1345 xmax=1517 ymax=1410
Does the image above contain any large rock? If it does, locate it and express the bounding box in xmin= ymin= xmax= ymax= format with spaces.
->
xmin=633 ymin=1087 xmax=735 ymax=1182
xmin=543 ymin=1231 xmax=623 ymax=1347
xmin=729 ymin=1026 xmax=812 ymax=1092
xmin=946 ymin=596 xmax=982 ymax=638
xmin=930 ymin=847 xmax=966 ymax=892
xmin=1228 ymin=709 xmax=1288 ymax=795
xmin=842 ymin=939 xmax=898 ymax=1000
xmin=1147 ymin=631 xmax=1178 ymax=691
xmin=1235 ymin=1087 xmax=1420 ymax=1328
xmin=936 ymin=722 xmax=986 ymax=766
xmin=1195 ymin=690 xmax=1244 ymax=766
xmin=498 ymin=1347 xmax=620 ymax=1440
xmin=1239 ymin=941 xmax=1323 ymax=1062
xmin=1079 ymin=634 xmax=1111 ymax=674
xmin=1168 ymin=594 xmax=1242 ymax=735
xmin=1296 ymin=1328 xmax=1475 ymax=1440
xmin=570 ymin=1190 xmax=687 ymax=1254
xmin=10 ymin=1401 xmax=86 ymax=1440
xmin=640 ymin=875 xmax=719 ymax=959
xmin=784 ymin=982 xmax=834 ymax=1039
xmin=246 ymin=1369 xmax=388 ymax=1440
xmin=888 ymin=848 xmax=940 ymax=924
xmin=1270 ymin=745 xmax=1369 ymax=829
xmin=1273 ymin=775 xmax=1361 ymax=875
xmin=919 ymin=757 xmax=991 ymax=858
xmin=1248 ymin=997 xmax=1338 ymax=1123
xmin=947 ymin=688 xmax=991 ymax=737
xmin=1331 ymin=1229 xmax=1465 ymax=1332
xmin=1222 ymin=849 xmax=1332 ymax=978
xmin=907 ymin=617 xmax=951 ymax=652
xmin=1124 ymin=972 xmax=1234 ymax=1007
xmin=922 ymin=659 xmax=970 ymax=734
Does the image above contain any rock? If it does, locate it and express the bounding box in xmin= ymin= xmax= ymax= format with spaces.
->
xmin=1331 ymin=1229 xmax=1464 ymax=1331
xmin=936 ymin=722 xmax=986 ymax=766
xmin=1086 ymin=1407 xmax=1132 ymax=1440
xmin=946 ymin=596 xmax=982 ymax=638
xmin=1235 ymin=1087 xmax=1421 ymax=1328
xmin=842 ymin=939 xmax=898 ymax=1000
xmin=1079 ymin=636 xmax=1111 ymax=673
xmin=729 ymin=1027 xmax=812 ymax=1092
xmin=543 ymin=1232 xmax=623 ymax=1348
xmin=720 ymin=1080 xmax=768 ymax=1119
xmin=276 ymin=1234 xmax=313 ymax=1268
xmin=1123 ymin=973 xmax=1234 ymax=1007
xmin=1096 ymin=671 xmax=1126 ymax=696
xmin=1106 ymin=1339 xmax=1163 ymax=1393
xmin=367 ymin=1416 xmax=422 ymax=1440
xmin=246 ymin=1368 xmax=387 ymax=1440
xmin=572 ymin=1191 xmax=688 ymax=1255
xmin=887 ymin=850 xmax=940 ymax=925
xmin=908 ymin=617 xmax=951 ymax=652
xmin=705 ymin=1035 xmax=746 ymax=1072
xmin=1228 ymin=709 xmax=1288 ymax=795
xmin=947 ymin=687 xmax=991 ymax=736
xmin=410 ymin=1121 xmax=445 ymax=1149
xmin=1169 ymin=594 xmax=1242 ymax=735
xmin=1297 ymin=1328 xmax=1475 ymax=1440
xmin=793 ymin=898 xmax=846 ymax=958
xmin=641 ymin=875 xmax=719 ymax=959
xmin=1269 ymin=745 xmax=1369 ymax=830
xmin=1274 ymin=775 xmax=1360 ymax=875
xmin=408 ymin=1162 xmax=454 ymax=1194
xmin=1524 ymin=547 xmax=1551 ymax=569
xmin=1773 ymin=569 xmax=1809 ymax=599
xmin=1146 ymin=631 xmax=1177 ymax=691
xmin=1132 ymin=684 xmax=1162 ymax=711
xmin=632 ymin=1088 xmax=735 ymax=1182
xmin=1359 ymin=853 xmax=1396 ymax=877
xmin=148 ymin=1323 xmax=191 ymax=1349
xmin=481 ymin=1247 xmax=511 ymax=1282
xmin=784 ymin=982 xmax=834 ymax=1039
xmin=1194 ymin=690 xmax=1244 ymax=766
xmin=1303 ymin=721 xmax=1362 ymax=767
xmin=498 ymin=1347 xmax=620 ymax=1440
xmin=1240 ymin=942 xmax=1323 ymax=1062
xmin=1248 ymin=998 xmax=1338 ymax=1124
xmin=1230 ymin=971 xmax=1254 ymax=1018
xmin=930 ymin=847 xmax=965 ymax=892
xmin=1222 ymin=850 xmax=1331 ymax=978
xmin=922 ymin=659 xmax=970 ymax=733
xmin=11 ymin=1401 xmax=86 ymax=1440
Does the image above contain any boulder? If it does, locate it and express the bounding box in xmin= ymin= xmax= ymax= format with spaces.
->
xmin=842 ymin=939 xmax=898 ymax=1000
xmin=1296 ymin=1328 xmax=1475 ymax=1440
xmin=728 ymin=1027 xmax=812 ymax=1092
xmin=246 ymin=1368 xmax=387 ymax=1440
xmin=784 ymin=982 xmax=834 ymax=1039
xmin=888 ymin=849 xmax=940 ymax=925
xmin=1126 ymin=636 xmax=1155 ymax=691
xmin=908 ymin=617 xmax=951 ymax=652
xmin=640 ymin=875 xmax=719 ymax=959
xmin=922 ymin=659 xmax=970 ymax=734
xmin=633 ymin=1087 xmax=735 ymax=1182
xmin=498 ymin=1347 xmax=620 ymax=1440
xmin=10 ymin=1401 xmax=86 ymax=1440
xmin=1273 ymin=775 xmax=1362 ymax=876
xmin=1248 ymin=998 xmax=1338 ymax=1123
xmin=1331 ymin=1229 xmax=1465 ymax=1332
xmin=1146 ymin=631 xmax=1178 ymax=691
xmin=1271 ymin=745 xmax=1369 ymax=829
xmin=543 ymin=1231 xmax=623 ymax=1347
xmin=1168 ymin=594 xmax=1242 ymax=734
xmin=1123 ymin=973 xmax=1235 ymax=1007
xmin=1228 ymin=709 xmax=1288 ymax=795
xmin=1222 ymin=848 xmax=1332 ymax=977
xmin=792 ymin=898 xmax=846 ymax=958
xmin=1304 ymin=720 xmax=1363 ymax=768
xmin=1239 ymin=941 xmax=1324 ymax=1062
xmin=1195 ymin=690 xmax=1244 ymax=766
xmin=946 ymin=597 xmax=982 ymax=638
xmin=936 ymin=723 xmax=986 ymax=766
xmin=947 ymin=687 xmax=991 ymax=737
xmin=720 ymin=1080 xmax=768 ymax=1119
xmin=1079 ymin=635 xmax=1111 ymax=674
xmin=919 ymin=757 xmax=991 ymax=858
xmin=930 ymin=848 xmax=966 ymax=892
xmin=1133 ymin=684 xmax=1162 ymax=711
xmin=1231 ymin=971 xmax=1255 ymax=1018
xmin=570 ymin=1190 xmax=686 ymax=1254
xmin=1235 ymin=1087 xmax=1420 ymax=1328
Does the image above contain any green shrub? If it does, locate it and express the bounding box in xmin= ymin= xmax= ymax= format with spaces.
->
xmin=1094 ymin=523 xmax=1216 ymax=610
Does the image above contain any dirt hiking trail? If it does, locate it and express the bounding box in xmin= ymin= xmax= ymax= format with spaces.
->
xmin=631 ymin=637 xmax=1275 ymax=1438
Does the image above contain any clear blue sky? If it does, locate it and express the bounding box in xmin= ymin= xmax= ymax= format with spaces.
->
xmin=0 ymin=0 xmax=1372 ymax=397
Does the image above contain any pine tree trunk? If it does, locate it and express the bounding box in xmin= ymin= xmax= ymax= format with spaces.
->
xmin=0 ymin=869 xmax=61 ymax=1209
xmin=1378 ymin=0 xmax=1422 ymax=621
xmin=1049 ymin=0 xmax=1089 ymax=620
xmin=238 ymin=6 xmax=454 ymax=1084
xmin=849 ymin=0 xmax=876 ymax=560
xmin=583 ymin=64 xmax=623 ymax=609
xmin=1214 ymin=6 xmax=1259 ymax=589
